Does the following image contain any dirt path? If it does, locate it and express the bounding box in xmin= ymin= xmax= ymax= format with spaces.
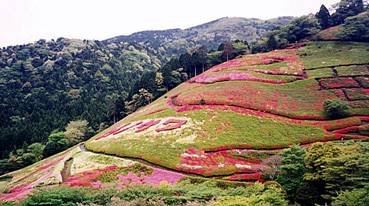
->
xmin=60 ymin=158 xmax=73 ymax=182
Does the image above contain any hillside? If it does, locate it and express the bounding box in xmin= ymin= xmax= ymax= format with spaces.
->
xmin=105 ymin=17 xmax=293 ymax=57
xmin=0 ymin=17 xmax=290 ymax=165
xmin=0 ymin=38 xmax=163 ymax=161
xmin=1 ymin=40 xmax=369 ymax=203
xmin=316 ymin=11 xmax=369 ymax=41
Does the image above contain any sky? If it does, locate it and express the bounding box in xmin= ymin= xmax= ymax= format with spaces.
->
xmin=0 ymin=0 xmax=340 ymax=47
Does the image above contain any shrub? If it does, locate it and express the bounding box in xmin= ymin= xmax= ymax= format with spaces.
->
xmin=332 ymin=187 xmax=369 ymax=206
xmin=324 ymin=99 xmax=350 ymax=119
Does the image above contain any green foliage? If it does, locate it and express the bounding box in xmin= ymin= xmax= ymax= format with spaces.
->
xmin=266 ymin=35 xmax=278 ymax=50
xmin=304 ymin=141 xmax=369 ymax=201
xmin=0 ymin=38 xmax=161 ymax=163
xmin=43 ymin=131 xmax=70 ymax=157
xmin=316 ymin=4 xmax=332 ymax=29
xmin=18 ymin=187 xmax=115 ymax=206
xmin=332 ymin=187 xmax=369 ymax=206
xmin=340 ymin=12 xmax=369 ymax=41
xmin=6 ymin=181 xmax=288 ymax=206
xmin=324 ymin=99 xmax=350 ymax=119
xmin=64 ymin=120 xmax=90 ymax=144
xmin=252 ymin=15 xmax=320 ymax=52
xmin=276 ymin=146 xmax=306 ymax=200
xmin=125 ymin=89 xmax=155 ymax=114
xmin=331 ymin=0 xmax=365 ymax=25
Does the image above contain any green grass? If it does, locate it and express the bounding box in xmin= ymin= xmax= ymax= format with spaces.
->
xmin=336 ymin=65 xmax=369 ymax=76
xmin=306 ymin=68 xmax=334 ymax=78
xmin=88 ymin=155 xmax=122 ymax=165
xmin=299 ymin=41 xmax=369 ymax=69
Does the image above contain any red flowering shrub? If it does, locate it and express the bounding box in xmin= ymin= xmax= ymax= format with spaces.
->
xmin=344 ymin=88 xmax=369 ymax=100
xmin=319 ymin=77 xmax=360 ymax=89
xmin=225 ymin=172 xmax=263 ymax=181
xmin=355 ymin=76 xmax=369 ymax=88
xmin=331 ymin=89 xmax=347 ymax=99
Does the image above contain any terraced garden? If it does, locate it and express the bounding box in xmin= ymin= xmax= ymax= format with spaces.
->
xmin=1 ymin=41 xmax=369 ymax=202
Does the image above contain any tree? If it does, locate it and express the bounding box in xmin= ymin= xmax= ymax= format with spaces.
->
xmin=124 ymin=89 xmax=154 ymax=114
xmin=332 ymin=0 xmax=365 ymax=25
xmin=64 ymin=120 xmax=89 ymax=144
xmin=340 ymin=12 xmax=369 ymax=41
xmin=267 ymin=35 xmax=278 ymax=50
xmin=304 ymin=142 xmax=369 ymax=201
xmin=324 ymin=99 xmax=350 ymax=119
xmin=277 ymin=146 xmax=307 ymax=201
xmin=192 ymin=46 xmax=207 ymax=73
xmin=316 ymin=4 xmax=332 ymax=29
xmin=332 ymin=187 xmax=369 ymax=206
xmin=43 ymin=131 xmax=70 ymax=157
xmin=26 ymin=143 xmax=45 ymax=162
xmin=285 ymin=15 xmax=321 ymax=43
xmin=221 ymin=42 xmax=234 ymax=61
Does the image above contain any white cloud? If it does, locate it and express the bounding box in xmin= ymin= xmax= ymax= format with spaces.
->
xmin=0 ymin=0 xmax=340 ymax=47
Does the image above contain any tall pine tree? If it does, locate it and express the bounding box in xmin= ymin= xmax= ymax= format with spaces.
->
xmin=316 ymin=4 xmax=332 ymax=29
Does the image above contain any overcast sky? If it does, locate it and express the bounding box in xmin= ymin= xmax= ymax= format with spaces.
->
xmin=0 ymin=0 xmax=340 ymax=47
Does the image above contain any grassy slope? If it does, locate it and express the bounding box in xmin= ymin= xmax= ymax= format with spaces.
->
xmin=85 ymin=41 xmax=369 ymax=174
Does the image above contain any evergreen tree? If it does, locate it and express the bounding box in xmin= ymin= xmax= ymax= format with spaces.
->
xmin=316 ymin=4 xmax=332 ymax=29
xmin=267 ymin=35 xmax=278 ymax=50
xmin=332 ymin=0 xmax=365 ymax=25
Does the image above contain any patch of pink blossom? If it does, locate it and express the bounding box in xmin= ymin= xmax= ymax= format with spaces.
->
xmin=64 ymin=165 xmax=118 ymax=187
xmin=189 ymin=72 xmax=287 ymax=84
xmin=155 ymin=119 xmax=187 ymax=132
xmin=116 ymin=168 xmax=185 ymax=188
xmin=319 ymin=77 xmax=360 ymax=89
xmin=135 ymin=120 xmax=161 ymax=133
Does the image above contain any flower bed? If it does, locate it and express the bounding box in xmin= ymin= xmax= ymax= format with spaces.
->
xmin=170 ymin=81 xmax=332 ymax=120
xmin=64 ymin=165 xmax=118 ymax=187
xmin=355 ymin=76 xmax=369 ymax=88
xmin=176 ymin=148 xmax=272 ymax=177
xmin=344 ymin=88 xmax=369 ymax=101
xmin=117 ymin=168 xmax=185 ymax=188
xmin=189 ymin=72 xmax=287 ymax=84
xmin=319 ymin=77 xmax=360 ymax=89
xmin=224 ymin=172 xmax=263 ymax=181
xmin=94 ymin=118 xmax=188 ymax=141
xmin=135 ymin=119 xmax=161 ymax=133
xmin=63 ymin=165 xmax=185 ymax=189
xmin=155 ymin=119 xmax=187 ymax=132
xmin=330 ymin=89 xmax=347 ymax=99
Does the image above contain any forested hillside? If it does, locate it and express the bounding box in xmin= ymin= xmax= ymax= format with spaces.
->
xmin=0 ymin=38 xmax=161 ymax=158
xmin=105 ymin=17 xmax=293 ymax=57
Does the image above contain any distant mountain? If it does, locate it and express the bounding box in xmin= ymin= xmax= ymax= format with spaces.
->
xmin=104 ymin=17 xmax=294 ymax=57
